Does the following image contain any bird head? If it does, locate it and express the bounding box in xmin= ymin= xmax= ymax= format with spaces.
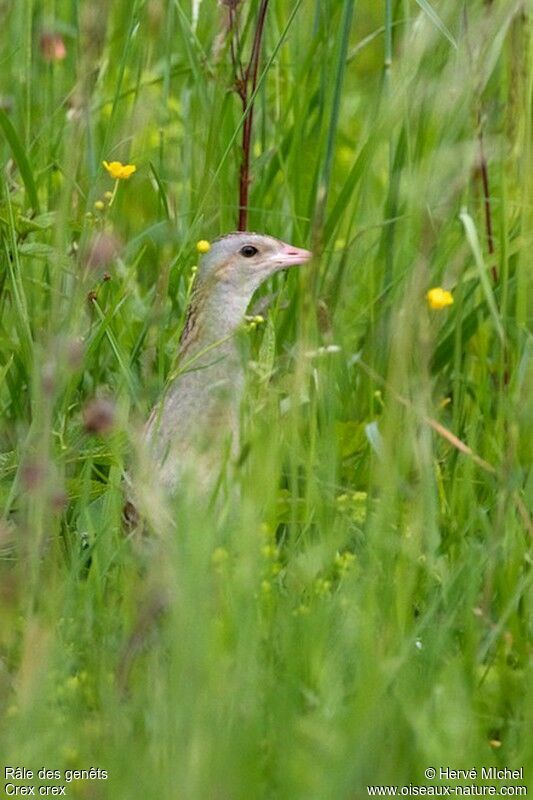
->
xmin=198 ymin=232 xmax=312 ymax=294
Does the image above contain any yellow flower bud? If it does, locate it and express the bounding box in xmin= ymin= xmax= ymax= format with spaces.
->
xmin=196 ymin=239 xmax=211 ymax=254
xmin=427 ymin=287 xmax=453 ymax=310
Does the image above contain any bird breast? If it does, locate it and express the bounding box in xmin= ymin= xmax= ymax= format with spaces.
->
xmin=144 ymin=337 xmax=244 ymax=494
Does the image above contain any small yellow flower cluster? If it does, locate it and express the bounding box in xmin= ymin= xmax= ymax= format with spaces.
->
xmin=427 ymin=287 xmax=453 ymax=310
xmin=314 ymin=577 xmax=332 ymax=598
xmin=336 ymin=491 xmax=367 ymax=525
xmin=103 ymin=160 xmax=137 ymax=180
xmin=334 ymin=550 xmax=356 ymax=577
xmin=56 ymin=670 xmax=95 ymax=706
xmin=261 ymin=525 xmax=282 ymax=577
xmin=244 ymin=314 xmax=265 ymax=332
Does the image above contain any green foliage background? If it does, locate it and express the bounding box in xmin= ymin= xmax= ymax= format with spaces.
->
xmin=0 ymin=0 xmax=531 ymax=797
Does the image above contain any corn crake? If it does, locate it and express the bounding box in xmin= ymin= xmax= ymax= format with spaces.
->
xmin=125 ymin=232 xmax=312 ymax=524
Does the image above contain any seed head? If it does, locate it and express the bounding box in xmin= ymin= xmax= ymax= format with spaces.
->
xmin=83 ymin=398 xmax=116 ymax=436
xmin=21 ymin=461 xmax=46 ymax=491
xmin=40 ymin=32 xmax=67 ymax=62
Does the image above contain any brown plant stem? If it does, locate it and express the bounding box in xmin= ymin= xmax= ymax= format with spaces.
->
xmin=477 ymin=111 xmax=498 ymax=283
xmin=463 ymin=6 xmax=498 ymax=284
xmin=227 ymin=0 xmax=270 ymax=231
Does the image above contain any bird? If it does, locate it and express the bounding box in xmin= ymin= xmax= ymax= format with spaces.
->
xmin=128 ymin=232 xmax=312 ymax=516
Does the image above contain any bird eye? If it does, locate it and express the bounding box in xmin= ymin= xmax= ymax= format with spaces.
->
xmin=240 ymin=245 xmax=258 ymax=258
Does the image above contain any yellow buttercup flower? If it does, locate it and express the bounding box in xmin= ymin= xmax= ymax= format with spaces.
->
xmin=102 ymin=160 xmax=137 ymax=180
xmin=427 ymin=287 xmax=453 ymax=310
xmin=196 ymin=239 xmax=211 ymax=254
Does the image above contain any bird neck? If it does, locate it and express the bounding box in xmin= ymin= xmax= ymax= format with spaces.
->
xmin=179 ymin=275 xmax=253 ymax=362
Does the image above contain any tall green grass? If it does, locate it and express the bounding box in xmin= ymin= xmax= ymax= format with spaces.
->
xmin=0 ymin=0 xmax=531 ymax=797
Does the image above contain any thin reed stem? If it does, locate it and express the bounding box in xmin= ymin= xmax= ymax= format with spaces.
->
xmin=234 ymin=0 xmax=271 ymax=230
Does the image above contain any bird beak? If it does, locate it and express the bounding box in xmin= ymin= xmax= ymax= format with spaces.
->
xmin=275 ymin=241 xmax=313 ymax=267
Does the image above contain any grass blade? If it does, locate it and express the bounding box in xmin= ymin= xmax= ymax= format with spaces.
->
xmin=459 ymin=207 xmax=505 ymax=344
xmin=414 ymin=0 xmax=457 ymax=49
xmin=0 ymin=108 xmax=39 ymax=212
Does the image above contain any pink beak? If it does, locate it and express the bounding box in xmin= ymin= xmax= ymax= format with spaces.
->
xmin=276 ymin=241 xmax=313 ymax=267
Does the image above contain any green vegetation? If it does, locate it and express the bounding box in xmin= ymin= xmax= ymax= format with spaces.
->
xmin=0 ymin=0 xmax=531 ymax=797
